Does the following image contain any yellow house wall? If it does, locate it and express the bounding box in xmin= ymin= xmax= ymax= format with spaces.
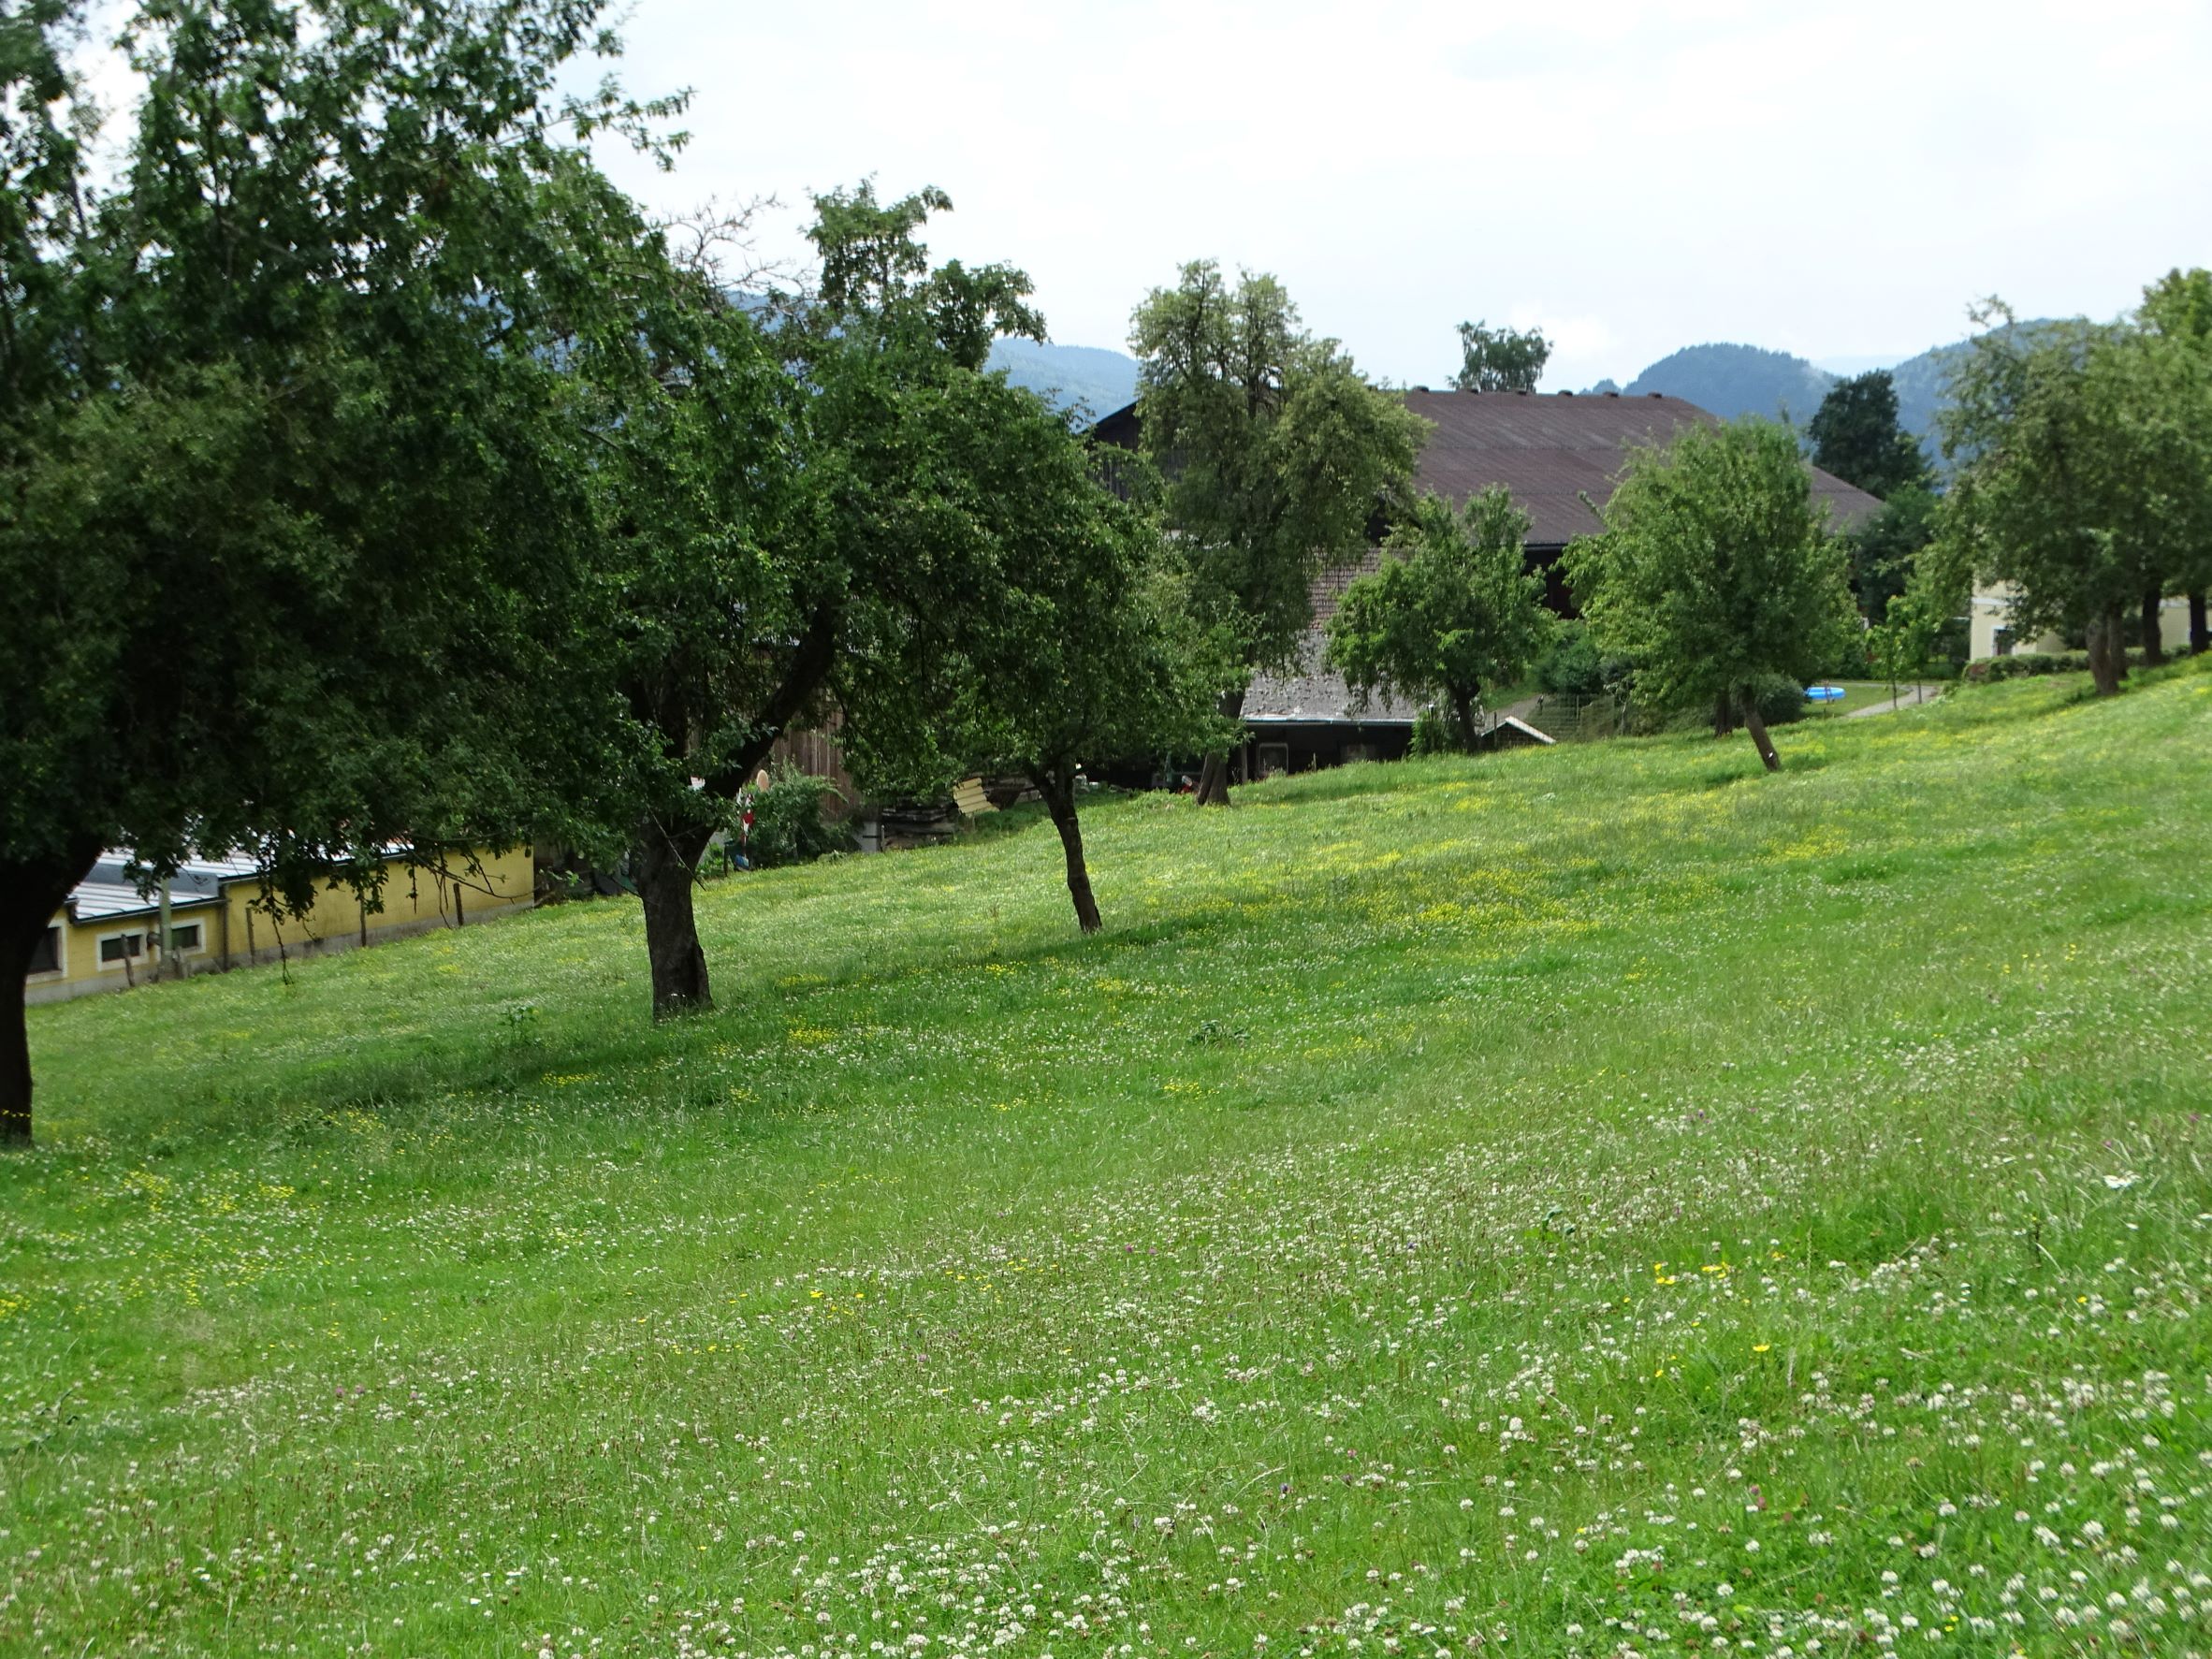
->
xmin=27 ymin=846 xmax=535 ymax=1004
xmin=223 ymin=846 xmax=534 ymax=963
xmin=1971 ymin=585 xmax=2195 ymax=660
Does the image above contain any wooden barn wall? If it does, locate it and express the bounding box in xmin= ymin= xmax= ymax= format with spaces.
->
xmin=769 ymin=720 xmax=857 ymax=816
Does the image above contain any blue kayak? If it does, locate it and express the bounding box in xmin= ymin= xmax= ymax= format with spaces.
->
xmin=1806 ymin=685 xmax=1846 ymax=703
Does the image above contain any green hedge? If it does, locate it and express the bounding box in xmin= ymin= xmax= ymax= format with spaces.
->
xmin=1961 ymin=648 xmax=2161 ymax=684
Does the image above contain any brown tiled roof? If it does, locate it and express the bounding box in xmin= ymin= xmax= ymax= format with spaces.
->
xmin=1400 ymin=389 xmax=1885 ymax=544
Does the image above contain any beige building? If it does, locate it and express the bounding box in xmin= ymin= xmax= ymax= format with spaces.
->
xmin=1969 ymin=584 xmax=2196 ymax=660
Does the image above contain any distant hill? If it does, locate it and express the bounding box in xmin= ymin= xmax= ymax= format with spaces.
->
xmin=1621 ymin=342 xmax=1835 ymax=425
xmin=1606 ymin=328 xmax=2055 ymax=463
xmin=987 ymin=338 xmax=1140 ymax=418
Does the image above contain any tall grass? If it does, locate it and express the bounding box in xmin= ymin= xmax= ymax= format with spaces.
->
xmin=4 ymin=662 xmax=2209 ymax=1656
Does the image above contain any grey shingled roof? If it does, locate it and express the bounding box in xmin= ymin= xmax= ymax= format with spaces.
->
xmin=1245 ymin=632 xmax=1418 ymax=726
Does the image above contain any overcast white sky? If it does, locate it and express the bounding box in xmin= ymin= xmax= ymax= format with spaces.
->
xmin=575 ymin=0 xmax=2212 ymax=389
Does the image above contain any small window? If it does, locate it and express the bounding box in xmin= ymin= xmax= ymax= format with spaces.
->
xmin=167 ymin=922 xmax=202 ymax=953
xmin=28 ymin=926 xmax=61 ymax=975
xmin=1257 ymin=743 xmax=1289 ymax=779
xmin=1992 ymin=627 xmax=2016 ymax=658
xmin=99 ymin=932 xmax=144 ymax=966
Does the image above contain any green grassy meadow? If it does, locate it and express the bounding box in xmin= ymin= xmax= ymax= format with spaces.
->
xmin=6 ymin=663 xmax=2211 ymax=1657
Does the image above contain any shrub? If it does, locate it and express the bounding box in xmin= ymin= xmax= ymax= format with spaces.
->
xmin=745 ymin=763 xmax=852 ymax=867
xmin=1534 ymin=621 xmax=1629 ymax=697
xmin=1408 ymin=706 xmax=1455 ymax=756
xmin=1754 ymin=675 xmax=1809 ymax=726
xmin=1959 ymin=647 xmax=2165 ymax=685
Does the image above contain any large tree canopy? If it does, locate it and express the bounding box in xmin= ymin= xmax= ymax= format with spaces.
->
xmin=0 ymin=0 xmax=662 ymax=1142
xmin=2139 ymin=269 xmax=2212 ymax=654
xmin=1451 ymin=320 xmax=1550 ymax=394
xmin=1128 ymin=261 xmax=1427 ymax=804
xmin=1564 ymin=418 xmax=1855 ymax=772
xmin=837 ymin=392 xmax=1230 ymax=935
xmin=1938 ymin=301 xmax=2212 ymax=692
xmin=1324 ymin=487 xmax=1555 ymax=752
xmin=569 ymin=182 xmax=1055 ymax=1017
xmin=1808 ymin=370 xmax=1929 ymax=500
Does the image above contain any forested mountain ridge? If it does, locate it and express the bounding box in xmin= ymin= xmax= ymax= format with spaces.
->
xmin=987 ymin=337 xmax=1140 ymax=415
xmin=1615 ymin=342 xmax=1835 ymax=424
xmin=995 ymin=327 xmax=2050 ymax=452
xmin=1599 ymin=329 xmax=2056 ymax=452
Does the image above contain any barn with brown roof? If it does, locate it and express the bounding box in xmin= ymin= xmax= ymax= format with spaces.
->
xmin=1093 ymin=388 xmax=1885 ymax=776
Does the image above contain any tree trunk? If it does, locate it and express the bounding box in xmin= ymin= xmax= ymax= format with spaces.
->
xmin=2190 ymin=589 xmax=2208 ymax=655
xmin=2141 ymin=589 xmax=2167 ymax=666
xmin=1449 ymin=687 xmax=1480 ymax=753
xmin=2086 ymin=608 xmax=2127 ymax=696
xmin=2 ymin=842 xmax=104 ymax=1149
xmin=1193 ymin=687 xmax=1245 ymax=808
xmin=634 ymin=821 xmax=715 ymax=1019
xmin=1037 ymin=769 xmax=1102 ymax=935
xmin=1712 ymin=691 xmax=1736 ymax=738
xmin=1739 ymin=687 xmax=1782 ymax=773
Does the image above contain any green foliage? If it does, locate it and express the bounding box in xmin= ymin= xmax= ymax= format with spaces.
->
xmin=835 ymin=382 xmax=1233 ymax=801
xmin=1807 ymin=370 xmax=1929 ymax=499
xmin=1128 ymin=262 xmax=1429 ymax=683
xmin=0 ymin=0 xmax=674 ymax=1132
xmin=831 ymin=375 xmax=1233 ymax=930
xmin=745 ymin=764 xmax=851 ymax=869
xmin=1960 ymin=645 xmax=2164 ymax=682
xmin=1938 ymin=298 xmax=2212 ymax=690
xmin=1405 ymin=706 xmax=1454 ymax=756
xmin=1564 ymin=418 xmax=1856 ymax=748
xmin=7 ymin=665 xmax=2212 ymax=1651
xmin=1 ymin=0 xmax=640 ymax=888
xmin=1532 ymin=620 xmax=1627 ymax=697
xmin=568 ymin=180 xmax=1058 ymax=1008
xmin=2139 ymin=268 xmax=2212 ymax=607
xmin=1451 ymin=319 xmax=1550 ymax=392
xmin=1323 ymin=487 xmax=1556 ymax=750
xmin=1844 ymin=483 xmax=1940 ymax=622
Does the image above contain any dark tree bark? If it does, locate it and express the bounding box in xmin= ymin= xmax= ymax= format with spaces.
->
xmin=1193 ymin=686 xmax=1245 ymax=807
xmin=634 ymin=821 xmax=716 ymax=1019
xmin=2190 ymin=589 xmax=2208 ymax=655
xmin=1037 ymin=768 xmax=1102 ymax=934
xmin=1739 ymin=687 xmax=1782 ymax=773
xmin=1448 ymin=687 xmax=1480 ymax=753
xmin=1712 ymin=691 xmax=1737 ymax=738
xmin=2141 ymin=589 xmax=2167 ymax=665
xmin=2086 ymin=608 xmax=2128 ymax=696
xmin=2 ymin=840 xmax=104 ymax=1148
xmin=619 ymin=608 xmax=840 ymax=1021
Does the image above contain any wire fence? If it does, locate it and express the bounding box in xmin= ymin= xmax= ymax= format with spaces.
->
xmin=1521 ymin=691 xmax=1633 ymax=742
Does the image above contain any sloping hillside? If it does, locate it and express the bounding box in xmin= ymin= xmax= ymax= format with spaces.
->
xmin=1608 ymin=327 xmax=2056 ymax=457
xmin=988 ymin=336 xmax=1140 ymax=415
xmin=1622 ymin=341 xmax=1836 ymax=423
xmin=6 ymin=662 xmax=2210 ymax=1655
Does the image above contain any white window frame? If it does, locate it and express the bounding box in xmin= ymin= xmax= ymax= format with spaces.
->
xmin=28 ymin=923 xmax=65 ymax=979
xmin=95 ymin=928 xmax=147 ymax=970
xmin=161 ymin=918 xmax=209 ymax=959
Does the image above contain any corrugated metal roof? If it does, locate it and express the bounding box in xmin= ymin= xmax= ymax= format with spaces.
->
xmin=67 ymin=880 xmax=220 ymax=924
